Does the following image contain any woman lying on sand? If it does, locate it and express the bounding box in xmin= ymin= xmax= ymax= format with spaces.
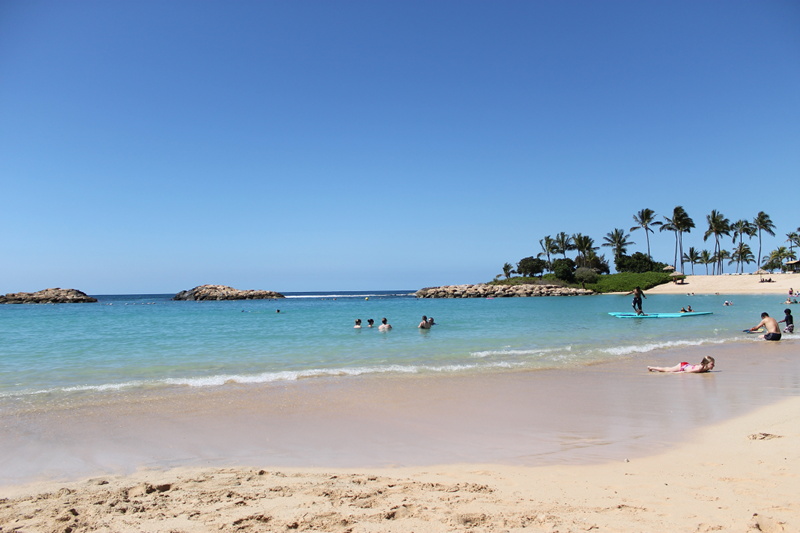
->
xmin=648 ymin=356 xmax=715 ymax=373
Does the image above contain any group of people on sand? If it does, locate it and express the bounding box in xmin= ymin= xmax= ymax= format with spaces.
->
xmin=354 ymin=315 xmax=435 ymax=331
xmin=354 ymin=318 xmax=392 ymax=331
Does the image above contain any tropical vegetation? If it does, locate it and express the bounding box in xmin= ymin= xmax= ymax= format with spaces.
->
xmin=493 ymin=207 xmax=797 ymax=293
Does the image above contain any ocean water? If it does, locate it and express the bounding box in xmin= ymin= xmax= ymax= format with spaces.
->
xmin=0 ymin=290 xmax=792 ymax=410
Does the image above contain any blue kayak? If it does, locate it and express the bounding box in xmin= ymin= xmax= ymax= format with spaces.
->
xmin=608 ymin=311 xmax=713 ymax=319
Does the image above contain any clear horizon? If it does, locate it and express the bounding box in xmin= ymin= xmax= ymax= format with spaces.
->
xmin=2 ymin=1 xmax=798 ymax=294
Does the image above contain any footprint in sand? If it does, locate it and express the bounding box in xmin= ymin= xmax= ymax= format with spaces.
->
xmin=748 ymin=433 xmax=783 ymax=440
xmin=749 ymin=513 xmax=786 ymax=532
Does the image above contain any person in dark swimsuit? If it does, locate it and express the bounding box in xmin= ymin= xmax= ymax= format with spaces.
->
xmin=779 ymin=308 xmax=794 ymax=333
xmin=626 ymin=286 xmax=646 ymax=315
xmin=750 ymin=312 xmax=781 ymax=341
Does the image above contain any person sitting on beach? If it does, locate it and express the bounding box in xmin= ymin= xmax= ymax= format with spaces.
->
xmin=648 ymin=356 xmax=715 ymax=373
xmin=378 ymin=317 xmax=392 ymax=331
xmin=367 ymin=318 xmax=375 ymax=328
xmin=779 ymin=308 xmax=794 ymax=333
xmin=354 ymin=319 xmax=362 ymax=329
xmin=749 ymin=312 xmax=781 ymax=341
xmin=418 ymin=315 xmax=431 ymax=329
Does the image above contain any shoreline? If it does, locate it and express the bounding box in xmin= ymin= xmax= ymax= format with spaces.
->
xmin=3 ymin=340 xmax=798 ymax=470
xmin=3 ymin=392 xmax=798 ymax=531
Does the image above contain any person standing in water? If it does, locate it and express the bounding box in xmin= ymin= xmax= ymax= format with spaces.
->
xmin=626 ymin=286 xmax=646 ymax=315
xmin=779 ymin=308 xmax=794 ymax=333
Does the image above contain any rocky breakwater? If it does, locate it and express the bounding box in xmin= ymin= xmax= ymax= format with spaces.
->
xmin=173 ymin=284 xmax=285 ymax=301
xmin=0 ymin=288 xmax=98 ymax=304
xmin=415 ymin=283 xmax=594 ymax=298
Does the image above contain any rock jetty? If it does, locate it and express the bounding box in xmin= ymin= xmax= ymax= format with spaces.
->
xmin=0 ymin=288 xmax=98 ymax=304
xmin=415 ymin=283 xmax=594 ymax=298
xmin=173 ymin=285 xmax=285 ymax=301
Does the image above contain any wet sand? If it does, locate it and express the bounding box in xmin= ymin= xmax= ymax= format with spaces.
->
xmin=1 ymin=339 xmax=798 ymax=531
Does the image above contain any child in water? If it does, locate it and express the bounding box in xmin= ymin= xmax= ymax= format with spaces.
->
xmin=648 ymin=356 xmax=715 ymax=373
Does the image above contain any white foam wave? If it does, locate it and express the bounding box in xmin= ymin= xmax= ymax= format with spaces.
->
xmin=600 ymin=337 xmax=727 ymax=356
xmin=471 ymin=346 xmax=572 ymax=358
xmin=0 ymin=361 xmax=525 ymax=399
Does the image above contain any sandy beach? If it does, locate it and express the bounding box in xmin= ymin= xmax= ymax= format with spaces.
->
xmin=1 ymin=397 xmax=797 ymax=532
xmin=2 ymin=336 xmax=799 ymax=532
xmin=647 ymin=272 xmax=799 ymax=295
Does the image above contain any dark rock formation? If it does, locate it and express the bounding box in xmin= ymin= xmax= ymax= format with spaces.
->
xmin=0 ymin=288 xmax=98 ymax=304
xmin=415 ymin=283 xmax=594 ymax=298
xmin=173 ymin=284 xmax=285 ymax=301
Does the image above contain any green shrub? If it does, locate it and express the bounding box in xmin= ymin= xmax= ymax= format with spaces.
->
xmin=574 ymin=267 xmax=599 ymax=286
xmin=587 ymin=272 xmax=672 ymax=293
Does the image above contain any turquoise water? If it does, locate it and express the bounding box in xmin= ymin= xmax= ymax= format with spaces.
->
xmin=0 ymin=291 xmax=791 ymax=407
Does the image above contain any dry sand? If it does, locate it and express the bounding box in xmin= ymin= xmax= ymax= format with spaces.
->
xmin=647 ymin=272 xmax=799 ymax=295
xmin=1 ymin=396 xmax=797 ymax=532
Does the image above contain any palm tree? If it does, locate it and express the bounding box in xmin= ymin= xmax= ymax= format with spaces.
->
xmin=656 ymin=206 xmax=695 ymax=271
xmin=572 ymin=233 xmax=597 ymax=265
xmin=602 ymin=228 xmax=634 ymax=263
xmin=699 ymin=249 xmax=714 ymax=275
xmin=537 ymin=236 xmax=556 ymax=273
xmin=762 ymin=246 xmax=796 ymax=272
xmin=731 ymin=242 xmax=754 ymax=274
xmin=753 ymin=211 xmax=776 ymax=268
xmin=682 ymin=247 xmax=701 ymax=275
xmin=785 ymin=231 xmax=799 ymax=256
xmin=630 ymin=208 xmax=657 ymax=258
xmin=553 ymin=232 xmax=573 ymax=259
xmin=502 ymin=262 xmax=515 ymax=280
xmin=731 ymin=219 xmax=755 ymax=245
xmin=715 ymin=249 xmax=731 ymax=274
xmin=703 ymin=210 xmax=731 ymax=275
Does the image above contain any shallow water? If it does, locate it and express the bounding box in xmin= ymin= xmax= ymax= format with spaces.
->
xmin=0 ymin=290 xmax=793 ymax=409
xmin=1 ymin=291 xmax=798 ymax=484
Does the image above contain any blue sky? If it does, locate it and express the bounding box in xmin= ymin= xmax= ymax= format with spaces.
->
xmin=2 ymin=1 xmax=798 ymax=294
